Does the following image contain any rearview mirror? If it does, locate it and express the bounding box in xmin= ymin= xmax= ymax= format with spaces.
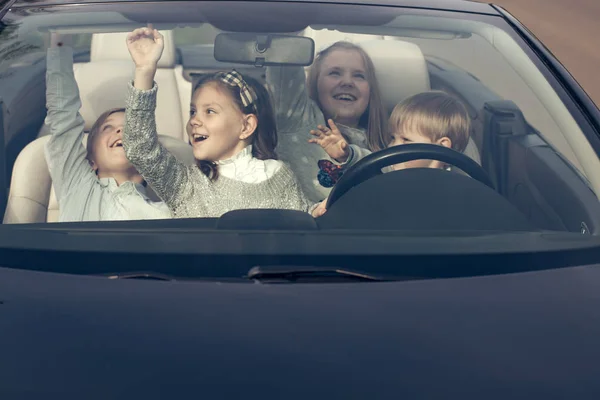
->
xmin=214 ymin=33 xmax=314 ymax=67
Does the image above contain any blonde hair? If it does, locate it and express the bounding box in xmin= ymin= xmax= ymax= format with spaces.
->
xmin=307 ymin=41 xmax=388 ymax=151
xmin=389 ymin=91 xmax=470 ymax=152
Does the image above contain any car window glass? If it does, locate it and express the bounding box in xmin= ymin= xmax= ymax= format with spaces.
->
xmin=0 ymin=1 xmax=598 ymax=232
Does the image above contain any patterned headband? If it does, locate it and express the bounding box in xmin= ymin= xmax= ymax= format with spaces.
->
xmin=214 ymin=70 xmax=258 ymax=113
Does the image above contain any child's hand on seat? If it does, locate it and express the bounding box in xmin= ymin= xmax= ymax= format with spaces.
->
xmin=311 ymin=200 xmax=327 ymax=218
xmin=126 ymin=24 xmax=164 ymax=72
xmin=309 ymin=119 xmax=350 ymax=163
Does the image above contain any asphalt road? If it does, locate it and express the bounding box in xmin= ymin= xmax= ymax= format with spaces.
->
xmin=483 ymin=0 xmax=600 ymax=106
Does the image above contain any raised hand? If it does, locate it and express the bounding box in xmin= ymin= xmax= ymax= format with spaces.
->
xmin=126 ymin=25 xmax=164 ymax=71
xmin=309 ymin=119 xmax=350 ymax=163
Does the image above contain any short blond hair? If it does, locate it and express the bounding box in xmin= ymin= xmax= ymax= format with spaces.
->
xmin=389 ymin=91 xmax=470 ymax=152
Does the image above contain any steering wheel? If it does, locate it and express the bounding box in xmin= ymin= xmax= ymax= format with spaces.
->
xmin=326 ymin=143 xmax=493 ymax=208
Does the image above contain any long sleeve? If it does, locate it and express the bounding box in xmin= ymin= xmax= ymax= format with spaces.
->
xmin=349 ymin=145 xmax=372 ymax=165
xmin=266 ymin=65 xmax=325 ymax=134
xmin=278 ymin=164 xmax=313 ymax=213
xmin=334 ymin=123 xmax=373 ymax=169
xmin=122 ymin=81 xmax=199 ymax=211
xmin=337 ymin=144 xmax=372 ymax=169
xmin=266 ymin=66 xmax=332 ymax=203
xmin=44 ymin=46 xmax=97 ymax=201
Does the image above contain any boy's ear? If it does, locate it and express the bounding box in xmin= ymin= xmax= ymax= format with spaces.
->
xmin=89 ymin=159 xmax=99 ymax=172
xmin=437 ymin=136 xmax=452 ymax=149
xmin=239 ymin=114 xmax=258 ymax=140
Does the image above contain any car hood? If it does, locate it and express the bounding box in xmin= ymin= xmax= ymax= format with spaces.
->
xmin=1 ymin=264 xmax=600 ymax=398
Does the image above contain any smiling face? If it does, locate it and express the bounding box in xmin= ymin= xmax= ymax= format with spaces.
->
xmin=316 ymin=49 xmax=370 ymax=128
xmin=186 ymin=82 xmax=257 ymax=162
xmin=87 ymin=111 xmax=136 ymax=176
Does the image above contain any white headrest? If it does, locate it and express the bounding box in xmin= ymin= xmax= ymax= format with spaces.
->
xmin=73 ymin=60 xmax=132 ymax=131
xmin=360 ymin=40 xmax=430 ymax=113
xmin=90 ymin=30 xmax=177 ymax=68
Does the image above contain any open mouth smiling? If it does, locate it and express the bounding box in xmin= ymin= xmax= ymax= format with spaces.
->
xmin=192 ymin=133 xmax=208 ymax=143
xmin=333 ymin=94 xmax=357 ymax=102
xmin=110 ymin=139 xmax=123 ymax=148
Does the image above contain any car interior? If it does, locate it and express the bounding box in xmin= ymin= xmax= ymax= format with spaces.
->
xmin=1 ymin=10 xmax=600 ymax=234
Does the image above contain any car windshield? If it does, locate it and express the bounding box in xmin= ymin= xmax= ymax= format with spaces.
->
xmin=1 ymin=0 xmax=600 ymax=273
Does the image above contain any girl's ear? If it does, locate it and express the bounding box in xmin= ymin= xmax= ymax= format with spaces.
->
xmin=239 ymin=114 xmax=258 ymax=140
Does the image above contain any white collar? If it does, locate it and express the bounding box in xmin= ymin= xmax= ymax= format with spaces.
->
xmin=213 ymin=145 xmax=280 ymax=183
xmin=216 ymin=145 xmax=253 ymax=166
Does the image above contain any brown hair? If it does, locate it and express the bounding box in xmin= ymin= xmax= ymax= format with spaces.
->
xmin=307 ymin=41 xmax=388 ymax=151
xmin=86 ymin=107 xmax=126 ymax=162
xmin=192 ymin=73 xmax=278 ymax=180
xmin=388 ymin=91 xmax=470 ymax=153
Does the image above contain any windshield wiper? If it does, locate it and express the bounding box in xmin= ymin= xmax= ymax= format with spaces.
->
xmin=246 ymin=266 xmax=386 ymax=283
xmin=101 ymin=272 xmax=175 ymax=281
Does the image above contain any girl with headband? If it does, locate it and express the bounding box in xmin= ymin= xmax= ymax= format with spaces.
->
xmin=123 ymin=27 xmax=314 ymax=218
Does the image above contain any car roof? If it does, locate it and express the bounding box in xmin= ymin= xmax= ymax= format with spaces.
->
xmin=10 ymin=0 xmax=499 ymax=16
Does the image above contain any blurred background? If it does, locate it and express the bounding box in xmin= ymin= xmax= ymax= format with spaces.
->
xmin=483 ymin=0 xmax=600 ymax=106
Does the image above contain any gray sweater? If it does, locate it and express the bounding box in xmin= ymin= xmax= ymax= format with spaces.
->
xmin=266 ymin=66 xmax=372 ymax=203
xmin=123 ymin=82 xmax=311 ymax=218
